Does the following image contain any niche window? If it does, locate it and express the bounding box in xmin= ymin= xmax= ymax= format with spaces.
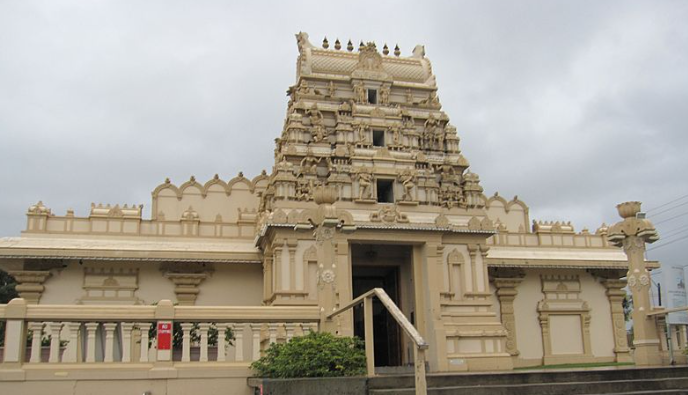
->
xmin=376 ymin=179 xmax=394 ymax=203
xmin=367 ymin=89 xmax=377 ymax=104
xmin=372 ymin=130 xmax=385 ymax=147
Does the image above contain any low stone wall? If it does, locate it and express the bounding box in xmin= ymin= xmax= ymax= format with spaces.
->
xmin=247 ymin=376 xmax=367 ymax=395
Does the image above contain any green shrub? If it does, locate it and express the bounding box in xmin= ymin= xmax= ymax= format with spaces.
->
xmin=250 ymin=331 xmax=366 ymax=378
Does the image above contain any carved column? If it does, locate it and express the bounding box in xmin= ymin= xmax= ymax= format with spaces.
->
xmin=164 ymin=273 xmax=208 ymax=306
xmin=608 ymin=201 xmax=662 ymax=366
xmin=8 ymin=270 xmax=51 ymax=304
xmin=601 ymin=279 xmax=633 ymax=363
xmin=493 ymin=276 xmax=524 ymax=356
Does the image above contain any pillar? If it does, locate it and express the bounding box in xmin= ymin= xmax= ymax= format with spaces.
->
xmin=608 ymin=201 xmax=662 ymax=366
xmin=8 ymin=271 xmax=51 ymax=304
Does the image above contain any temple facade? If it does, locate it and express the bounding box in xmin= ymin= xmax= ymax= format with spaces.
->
xmin=0 ymin=33 xmax=670 ymax=376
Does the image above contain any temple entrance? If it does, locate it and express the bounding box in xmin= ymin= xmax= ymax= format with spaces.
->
xmin=351 ymin=244 xmax=415 ymax=367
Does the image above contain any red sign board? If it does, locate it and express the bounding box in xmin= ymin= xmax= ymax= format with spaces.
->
xmin=157 ymin=322 xmax=172 ymax=350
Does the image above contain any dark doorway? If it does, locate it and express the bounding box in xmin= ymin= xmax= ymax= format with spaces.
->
xmin=351 ymin=243 xmax=414 ymax=367
xmin=352 ymin=265 xmax=402 ymax=367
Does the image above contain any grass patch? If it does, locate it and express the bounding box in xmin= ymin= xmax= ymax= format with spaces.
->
xmin=515 ymin=362 xmax=635 ymax=371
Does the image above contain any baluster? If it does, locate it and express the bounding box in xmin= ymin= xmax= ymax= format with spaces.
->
xmin=250 ymin=323 xmax=261 ymax=361
xmin=28 ymin=322 xmax=44 ymax=363
xmin=47 ymin=322 xmax=63 ymax=363
xmin=267 ymin=323 xmax=278 ymax=345
xmin=120 ymin=322 xmax=135 ymax=363
xmin=85 ymin=322 xmax=99 ymax=363
xmin=285 ymin=323 xmax=295 ymax=341
xmin=217 ymin=324 xmax=228 ymax=362
xmin=62 ymin=322 xmax=81 ymax=363
xmin=233 ymin=323 xmax=244 ymax=362
xmin=103 ymin=323 xmax=117 ymax=362
xmin=199 ymin=323 xmax=210 ymax=362
xmin=137 ymin=322 xmax=152 ymax=362
xmin=180 ymin=323 xmax=193 ymax=362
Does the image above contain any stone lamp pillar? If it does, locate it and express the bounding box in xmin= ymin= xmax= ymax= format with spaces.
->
xmin=608 ymin=201 xmax=662 ymax=366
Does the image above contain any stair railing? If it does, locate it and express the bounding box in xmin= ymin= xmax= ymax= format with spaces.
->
xmin=328 ymin=287 xmax=428 ymax=395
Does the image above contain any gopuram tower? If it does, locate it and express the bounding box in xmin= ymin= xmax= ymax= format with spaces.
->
xmin=255 ymin=33 xmax=511 ymax=372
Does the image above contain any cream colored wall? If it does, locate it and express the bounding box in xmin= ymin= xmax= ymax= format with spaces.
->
xmin=581 ymin=272 xmax=615 ymax=358
xmin=39 ymin=261 xmax=85 ymax=304
xmin=137 ymin=264 xmax=177 ymax=304
xmin=195 ymin=264 xmax=263 ymax=306
xmin=38 ymin=261 xmax=263 ymax=306
xmin=513 ymin=269 xmax=616 ymax=365
xmin=513 ymin=271 xmax=544 ymax=361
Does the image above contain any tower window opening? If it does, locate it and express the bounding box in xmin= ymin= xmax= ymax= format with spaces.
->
xmin=376 ymin=179 xmax=394 ymax=203
xmin=368 ymin=89 xmax=377 ymax=104
xmin=373 ymin=130 xmax=385 ymax=147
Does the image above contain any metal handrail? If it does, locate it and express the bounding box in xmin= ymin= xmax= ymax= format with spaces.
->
xmin=328 ymin=288 xmax=427 ymax=395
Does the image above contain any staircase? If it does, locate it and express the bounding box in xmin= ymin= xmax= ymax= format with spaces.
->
xmin=367 ymin=366 xmax=688 ymax=395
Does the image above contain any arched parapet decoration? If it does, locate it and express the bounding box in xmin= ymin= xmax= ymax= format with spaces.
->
xmin=227 ymin=172 xmax=255 ymax=195
xmin=252 ymin=171 xmax=270 ymax=192
xmin=303 ymin=245 xmax=318 ymax=262
xmin=203 ymin=174 xmax=230 ymax=196
xmin=152 ymin=178 xmax=183 ymax=200
xmin=506 ymin=195 xmax=529 ymax=213
xmin=486 ymin=192 xmax=509 ymax=210
xmin=179 ymin=176 xmax=205 ymax=197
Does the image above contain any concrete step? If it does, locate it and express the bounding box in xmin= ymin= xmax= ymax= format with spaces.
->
xmin=370 ymin=377 xmax=688 ymax=395
xmin=369 ymin=366 xmax=688 ymax=390
xmin=368 ymin=367 xmax=688 ymax=395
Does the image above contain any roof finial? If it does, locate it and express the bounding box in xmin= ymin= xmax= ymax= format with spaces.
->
xmin=347 ymin=40 xmax=354 ymax=52
xmin=382 ymin=44 xmax=389 ymax=55
xmin=359 ymin=41 xmax=365 ymax=51
xmin=394 ymin=44 xmax=401 ymax=57
xmin=334 ymin=39 xmax=341 ymax=50
xmin=322 ymin=37 xmax=329 ymax=49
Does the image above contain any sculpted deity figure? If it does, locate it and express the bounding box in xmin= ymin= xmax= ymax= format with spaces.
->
xmin=295 ymin=178 xmax=313 ymax=201
xmin=399 ymin=170 xmax=416 ymax=201
xmin=300 ymin=153 xmax=321 ymax=175
xmin=389 ymin=124 xmax=401 ymax=146
xmin=380 ymin=85 xmax=390 ymax=105
xmin=354 ymin=81 xmax=366 ymax=104
xmin=328 ymin=81 xmax=336 ymax=97
xmin=358 ymin=170 xmax=373 ymax=200
xmin=297 ymin=80 xmax=310 ymax=96
xmin=356 ymin=123 xmax=369 ymax=144
xmin=307 ymin=108 xmax=326 ymax=142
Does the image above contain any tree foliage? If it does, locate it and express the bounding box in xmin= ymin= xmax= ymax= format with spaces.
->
xmin=250 ymin=331 xmax=366 ymax=378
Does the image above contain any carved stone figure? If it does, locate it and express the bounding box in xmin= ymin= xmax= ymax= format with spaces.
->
xmin=300 ymin=154 xmax=321 ymax=175
xmin=327 ymin=81 xmax=336 ymax=97
xmin=357 ymin=170 xmax=373 ymax=200
xmin=389 ymin=124 xmax=401 ymax=146
xmin=380 ymin=85 xmax=390 ymax=105
xmin=405 ymin=89 xmax=413 ymax=104
xmin=399 ymin=171 xmax=415 ymax=201
xmin=356 ymin=123 xmax=369 ymax=144
xmin=354 ymin=81 xmax=366 ymax=104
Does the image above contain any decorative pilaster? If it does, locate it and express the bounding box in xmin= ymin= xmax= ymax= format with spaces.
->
xmin=9 ymin=270 xmax=51 ymax=304
xmin=492 ymin=276 xmax=524 ymax=356
xmin=601 ymin=278 xmax=633 ymax=363
xmin=164 ymin=272 xmax=208 ymax=306
xmin=608 ymin=201 xmax=662 ymax=366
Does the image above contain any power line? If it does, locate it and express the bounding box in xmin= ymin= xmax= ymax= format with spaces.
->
xmin=649 ymin=200 xmax=688 ymax=218
xmin=646 ymin=193 xmax=688 ymax=213
xmin=661 ymin=224 xmax=688 ymax=239
xmin=655 ymin=211 xmax=688 ymax=226
xmin=647 ymin=234 xmax=688 ymax=252
xmin=660 ymin=228 xmax=688 ymax=242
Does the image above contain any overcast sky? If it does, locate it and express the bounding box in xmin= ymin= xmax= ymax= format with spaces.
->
xmin=0 ymin=0 xmax=686 ymax=266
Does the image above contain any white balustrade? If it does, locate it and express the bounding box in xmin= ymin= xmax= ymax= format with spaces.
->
xmin=0 ymin=299 xmax=319 ymax=368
